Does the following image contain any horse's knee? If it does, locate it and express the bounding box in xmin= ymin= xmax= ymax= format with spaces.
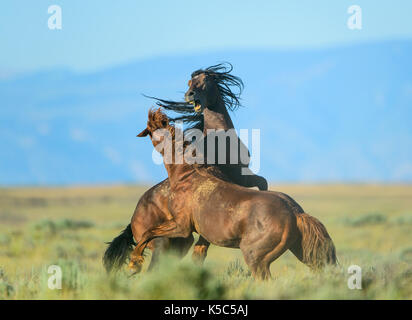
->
xmin=129 ymin=253 xmax=144 ymax=274
xmin=192 ymin=244 xmax=209 ymax=265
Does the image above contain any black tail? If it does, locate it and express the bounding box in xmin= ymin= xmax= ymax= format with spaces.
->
xmin=103 ymin=224 xmax=135 ymax=273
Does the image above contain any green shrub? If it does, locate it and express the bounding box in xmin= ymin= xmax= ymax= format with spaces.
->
xmin=31 ymin=219 xmax=94 ymax=236
xmin=344 ymin=213 xmax=387 ymax=227
xmin=400 ymin=248 xmax=412 ymax=263
xmin=0 ymin=234 xmax=11 ymax=246
xmin=135 ymin=255 xmax=227 ymax=299
xmin=224 ymin=259 xmax=251 ymax=279
xmin=0 ymin=268 xmax=14 ymax=299
xmin=394 ymin=214 xmax=412 ymax=225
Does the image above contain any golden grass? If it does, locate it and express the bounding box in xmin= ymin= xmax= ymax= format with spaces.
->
xmin=0 ymin=184 xmax=411 ymax=299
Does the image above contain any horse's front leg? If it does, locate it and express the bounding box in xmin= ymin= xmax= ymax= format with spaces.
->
xmin=192 ymin=236 xmax=210 ymax=265
xmin=129 ymin=219 xmax=191 ymax=272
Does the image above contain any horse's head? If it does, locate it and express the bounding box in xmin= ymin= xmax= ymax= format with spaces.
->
xmin=184 ymin=63 xmax=244 ymax=114
xmin=137 ymin=108 xmax=173 ymax=137
xmin=137 ymin=108 xmax=176 ymax=153
xmin=184 ymin=71 xmax=219 ymax=113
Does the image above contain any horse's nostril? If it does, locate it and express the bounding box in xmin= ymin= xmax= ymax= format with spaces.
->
xmin=187 ymin=91 xmax=195 ymax=97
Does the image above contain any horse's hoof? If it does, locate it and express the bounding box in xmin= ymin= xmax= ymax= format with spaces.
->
xmin=128 ymin=258 xmax=143 ymax=275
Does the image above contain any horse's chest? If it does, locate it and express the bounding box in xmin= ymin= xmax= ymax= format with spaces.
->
xmin=167 ymin=187 xmax=198 ymax=216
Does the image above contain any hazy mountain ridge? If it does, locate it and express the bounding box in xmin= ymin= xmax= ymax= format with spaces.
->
xmin=1 ymin=40 xmax=411 ymax=184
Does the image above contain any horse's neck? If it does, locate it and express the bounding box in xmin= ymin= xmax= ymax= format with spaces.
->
xmin=203 ymin=100 xmax=234 ymax=132
xmin=164 ymin=163 xmax=195 ymax=189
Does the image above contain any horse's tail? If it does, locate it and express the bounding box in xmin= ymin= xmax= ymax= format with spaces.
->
xmin=293 ymin=213 xmax=337 ymax=269
xmin=103 ymin=224 xmax=135 ymax=273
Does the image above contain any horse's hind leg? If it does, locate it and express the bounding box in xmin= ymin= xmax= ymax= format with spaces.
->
xmin=237 ymin=167 xmax=268 ymax=191
xmin=192 ymin=236 xmax=210 ymax=265
xmin=259 ymin=240 xmax=290 ymax=280
xmin=288 ymin=236 xmax=304 ymax=264
xmin=240 ymin=230 xmax=293 ymax=280
xmin=240 ymin=237 xmax=272 ymax=280
xmin=246 ymin=174 xmax=268 ymax=191
xmin=259 ymin=225 xmax=298 ymax=279
xmin=243 ymin=243 xmax=289 ymax=280
xmin=240 ymin=245 xmax=267 ymax=279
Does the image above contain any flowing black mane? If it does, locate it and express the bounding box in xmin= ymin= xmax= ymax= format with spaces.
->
xmin=192 ymin=62 xmax=244 ymax=111
xmin=142 ymin=95 xmax=204 ymax=132
xmin=144 ymin=62 xmax=243 ymax=132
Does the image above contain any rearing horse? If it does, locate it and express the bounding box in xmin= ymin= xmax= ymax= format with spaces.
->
xmin=133 ymin=108 xmax=337 ymax=280
xmin=103 ymin=64 xmax=270 ymax=272
xmin=154 ymin=64 xmax=270 ymax=262
xmin=161 ymin=63 xmax=268 ymax=191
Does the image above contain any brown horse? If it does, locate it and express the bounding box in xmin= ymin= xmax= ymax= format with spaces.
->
xmin=131 ymin=108 xmax=337 ymax=279
xmin=103 ymin=178 xmax=211 ymax=273
xmin=104 ymin=64 xmax=266 ymax=272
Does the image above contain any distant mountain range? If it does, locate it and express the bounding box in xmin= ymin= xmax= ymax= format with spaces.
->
xmin=1 ymin=40 xmax=411 ymax=185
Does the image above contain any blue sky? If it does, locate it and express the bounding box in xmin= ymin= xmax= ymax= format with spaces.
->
xmin=1 ymin=1 xmax=412 ymax=184
xmin=1 ymin=0 xmax=412 ymax=73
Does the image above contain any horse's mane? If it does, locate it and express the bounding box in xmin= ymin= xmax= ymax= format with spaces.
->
xmin=143 ymin=95 xmax=203 ymax=133
xmin=143 ymin=62 xmax=243 ymax=132
xmin=191 ymin=62 xmax=244 ymax=112
xmin=148 ymin=107 xmax=232 ymax=182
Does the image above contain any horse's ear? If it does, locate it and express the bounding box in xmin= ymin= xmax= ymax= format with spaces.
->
xmin=137 ymin=128 xmax=150 ymax=137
